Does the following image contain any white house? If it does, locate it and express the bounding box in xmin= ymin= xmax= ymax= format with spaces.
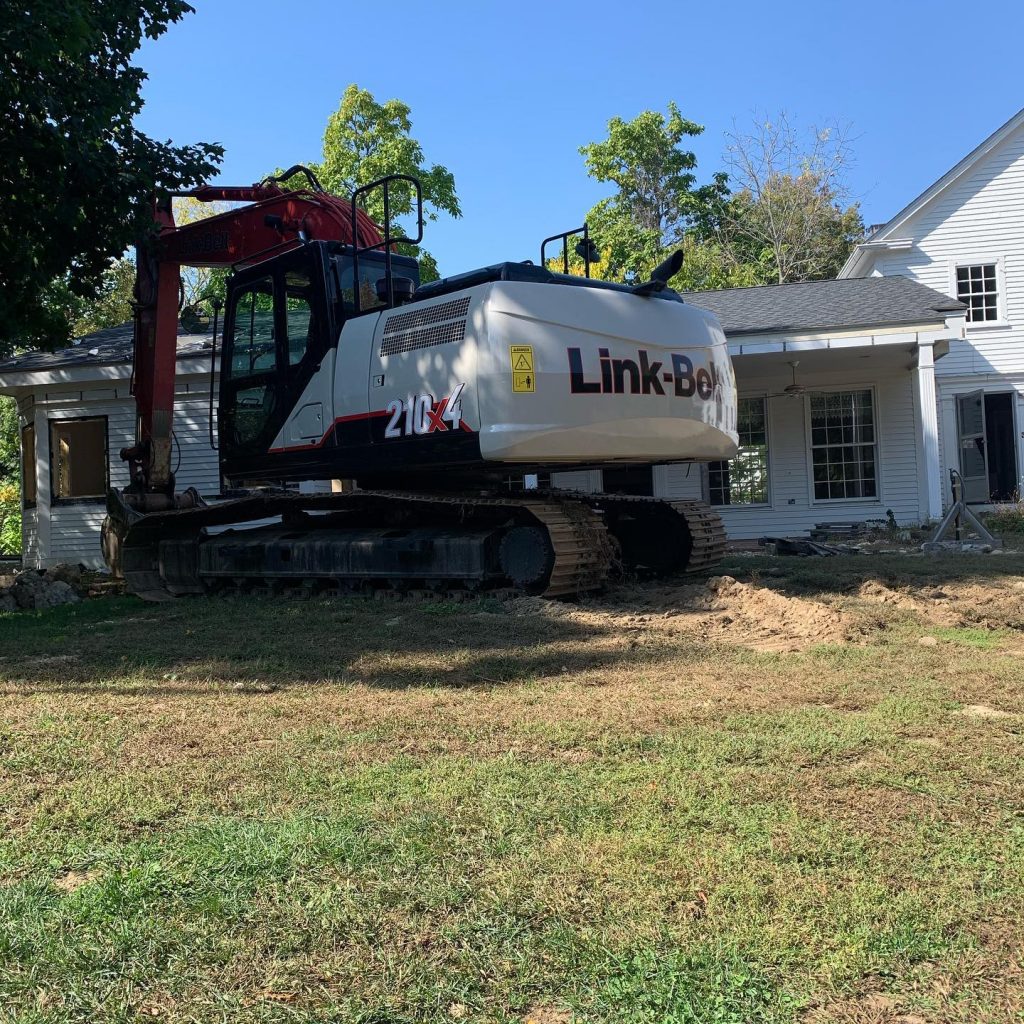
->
xmin=0 ymin=272 xmax=967 ymax=566
xmin=0 ymin=324 xmax=221 ymax=568
xmin=840 ymin=106 xmax=1024 ymax=505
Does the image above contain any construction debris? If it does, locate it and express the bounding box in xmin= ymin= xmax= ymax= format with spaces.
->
xmin=0 ymin=565 xmax=86 ymax=612
xmin=758 ymin=537 xmax=862 ymax=557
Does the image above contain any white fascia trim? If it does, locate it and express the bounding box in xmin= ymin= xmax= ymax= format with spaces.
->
xmin=838 ymin=238 xmax=916 ymax=280
xmin=729 ymin=327 xmax=944 ymax=357
xmin=0 ymin=357 xmax=212 ymax=392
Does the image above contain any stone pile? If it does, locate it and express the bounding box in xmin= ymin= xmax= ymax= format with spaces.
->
xmin=0 ymin=564 xmax=85 ymax=612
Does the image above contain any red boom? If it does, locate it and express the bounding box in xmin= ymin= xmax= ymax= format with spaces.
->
xmin=127 ymin=182 xmax=385 ymax=493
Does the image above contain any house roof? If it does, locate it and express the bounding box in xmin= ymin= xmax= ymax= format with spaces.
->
xmin=680 ymin=275 xmax=964 ymax=336
xmin=0 ymin=321 xmax=213 ymax=374
xmin=840 ymin=106 xmax=1024 ymax=278
xmin=0 ymin=277 xmax=963 ymax=387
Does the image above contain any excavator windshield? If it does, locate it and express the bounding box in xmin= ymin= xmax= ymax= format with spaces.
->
xmin=330 ymin=251 xmax=420 ymax=316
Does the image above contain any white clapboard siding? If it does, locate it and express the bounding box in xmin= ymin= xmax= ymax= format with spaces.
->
xmin=874 ymin=126 xmax=1024 ymax=378
xmin=23 ymin=372 xmax=221 ymax=568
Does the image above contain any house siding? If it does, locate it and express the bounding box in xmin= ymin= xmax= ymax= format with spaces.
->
xmin=874 ymin=131 xmax=1024 ymax=380
xmin=22 ymin=376 xmax=220 ymax=568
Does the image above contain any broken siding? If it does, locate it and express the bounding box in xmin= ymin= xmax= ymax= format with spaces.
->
xmin=878 ymin=127 xmax=1024 ymax=377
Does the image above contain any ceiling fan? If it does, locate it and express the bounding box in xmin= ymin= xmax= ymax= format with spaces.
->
xmin=769 ymin=360 xmax=817 ymax=399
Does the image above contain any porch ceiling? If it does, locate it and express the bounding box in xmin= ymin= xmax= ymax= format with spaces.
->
xmin=731 ymin=341 xmax=917 ymax=378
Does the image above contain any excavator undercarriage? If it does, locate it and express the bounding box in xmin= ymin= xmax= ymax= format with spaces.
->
xmin=106 ymin=489 xmax=726 ymax=601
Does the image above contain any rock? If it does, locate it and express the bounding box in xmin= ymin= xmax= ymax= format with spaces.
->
xmin=706 ymin=575 xmax=737 ymax=592
xmin=917 ymin=635 xmax=939 ymax=647
xmin=0 ymin=593 xmax=15 ymax=613
xmin=44 ymin=563 xmax=84 ymax=586
xmin=33 ymin=580 xmax=80 ymax=609
xmin=5 ymin=570 xmax=82 ymax=610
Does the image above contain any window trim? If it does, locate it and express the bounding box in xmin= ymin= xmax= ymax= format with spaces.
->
xmin=48 ymin=415 xmax=109 ymax=506
xmin=20 ymin=422 xmax=37 ymax=510
xmin=709 ymin=392 xmax=773 ymax=509
xmin=949 ymin=257 xmax=1008 ymax=330
xmin=804 ymin=385 xmax=882 ymax=506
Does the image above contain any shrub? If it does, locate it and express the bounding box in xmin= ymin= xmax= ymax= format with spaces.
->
xmin=0 ymin=480 xmax=20 ymax=554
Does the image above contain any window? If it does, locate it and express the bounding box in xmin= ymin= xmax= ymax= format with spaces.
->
xmin=810 ymin=390 xmax=877 ymax=501
xmin=709 ymin=397 xmax=769 ymax=505
xmin=285 ymin=271 xmax=315 ymax=367
xmin=50 ymin=418 xmax=107 ymax=501
xmin=956 ymin=263 xmax=999 ymax=323
xmin=228 ymin=278 xmax=276 ymax=378
xmin=21 ymin=423 xmax=36 ymax=507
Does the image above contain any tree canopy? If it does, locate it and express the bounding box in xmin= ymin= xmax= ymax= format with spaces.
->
xmin=0 ymin=1 xmax=222 ymax=354
xmin=565 ymin=105 xmax=862 ymax=291
xmin=277 ymin=85 xmax=461 ymax=282
xmin=576 ymin=103 xmax=728 ymax=284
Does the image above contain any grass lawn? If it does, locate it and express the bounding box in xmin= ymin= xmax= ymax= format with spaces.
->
xmin=1 ymin=552 xmax=1023 ymax=1023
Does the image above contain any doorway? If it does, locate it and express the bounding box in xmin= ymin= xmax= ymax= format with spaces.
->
xmin=956 ymin=390 xmax=1019 ymax=503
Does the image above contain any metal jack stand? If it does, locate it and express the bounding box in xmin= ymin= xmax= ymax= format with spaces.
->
xmin=922 ymin=470 xmax=1001 ymax=551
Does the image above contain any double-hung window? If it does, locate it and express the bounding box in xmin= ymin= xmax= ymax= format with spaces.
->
xmin=810 ymin=390 xmax=878 ymax=501
xmin=709 ymin=397 xmax=770 ymax=506
xmin=956 ymin=263 xmax=999 ymax=323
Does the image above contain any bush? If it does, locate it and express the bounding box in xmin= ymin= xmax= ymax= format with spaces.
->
xmin=0 ymin=480 xmax=20 ymax=554
xmin=985 ymin=501 xmax=1024 ymax=535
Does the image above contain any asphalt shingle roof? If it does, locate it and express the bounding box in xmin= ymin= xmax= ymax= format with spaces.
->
xmin=680 ymin=275 xmax=965 ymax=336
xmin=0 ymin=322 xmax=213 ymax=374
xmin=0 ymin=275 xmax=965 ymax=378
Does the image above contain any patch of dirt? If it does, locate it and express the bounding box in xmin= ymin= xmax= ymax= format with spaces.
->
xmin=962 ymin=703 xmax=1013 ymax=720
xmin=857 ymin=576 xmax=1024 ymax=630
xmin=522 ymin=1007 xmax=572 ymax=1024
xmin=513 ymin=576 xmax=853 ymax=652
xmin=53 ymin=867 xmax=101 ymax=892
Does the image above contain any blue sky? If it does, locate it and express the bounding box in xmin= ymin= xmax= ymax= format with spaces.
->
xmin=138 ymin=0 xmax=1024 ymax=277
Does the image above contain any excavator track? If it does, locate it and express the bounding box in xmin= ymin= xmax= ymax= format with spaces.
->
xmin=108 ymin=489 xmax=617 ymax=602
xmin=106 ymin=487 xmax=724 ymax=603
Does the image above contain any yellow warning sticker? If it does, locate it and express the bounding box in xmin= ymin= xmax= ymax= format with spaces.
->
xmin=510 ymin=345 xmax=535 ymax=392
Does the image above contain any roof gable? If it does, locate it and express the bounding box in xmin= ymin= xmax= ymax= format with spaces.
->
xmin=840 ymin=106 xmax=1024 ymax=277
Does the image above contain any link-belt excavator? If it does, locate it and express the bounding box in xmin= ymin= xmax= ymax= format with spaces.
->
xmin=102 ymin=168 xmax=738 ymax=598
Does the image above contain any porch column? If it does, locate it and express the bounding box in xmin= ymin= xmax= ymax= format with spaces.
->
xmin=912 ymin=342 xmax=943 ymax=521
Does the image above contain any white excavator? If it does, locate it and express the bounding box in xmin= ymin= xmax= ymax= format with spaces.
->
xmin=103 ymin=169 xmax=738 ymax=598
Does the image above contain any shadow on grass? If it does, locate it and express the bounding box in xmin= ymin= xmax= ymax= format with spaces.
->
xmin=0 ymin=592 xmax=697 ymax=696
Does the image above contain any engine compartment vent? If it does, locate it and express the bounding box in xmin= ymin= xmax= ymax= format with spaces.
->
xmin=380 ymin=296 xmax=471 ymax=357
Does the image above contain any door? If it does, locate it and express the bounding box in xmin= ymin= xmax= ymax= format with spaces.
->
xmin=218 ymin=247 xmax=334 ymax=475
xmin=956 ymin=390 xmax=989 ymax=503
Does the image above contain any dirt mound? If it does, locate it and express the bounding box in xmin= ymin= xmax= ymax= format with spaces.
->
xmin=682 ymin=575 xmax=849 ymax=650
xmin=857 ymin=577 xmax=1024 ymax=629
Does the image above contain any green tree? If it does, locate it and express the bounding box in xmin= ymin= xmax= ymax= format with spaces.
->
xmin=70 ymin=258 xmax=137 ymax=336
xmin=575 ymin=103 xmax=730 ymax=285
xmin=279 ymin=85 xmax=461 ymax=281
xmin=0 ymin=398 xmax=19 ymax=555
xmin=0 ymin=2 xmax=222 ymax=355
xmin=714 ymin=113 xmax=864 ymax=283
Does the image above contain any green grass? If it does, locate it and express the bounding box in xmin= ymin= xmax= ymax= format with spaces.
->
xmin=0 ymin=553 xmax=1023 ymax=1022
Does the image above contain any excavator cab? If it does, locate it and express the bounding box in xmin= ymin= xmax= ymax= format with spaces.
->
xmin=218 ymin=228 xmax=420 ymax=470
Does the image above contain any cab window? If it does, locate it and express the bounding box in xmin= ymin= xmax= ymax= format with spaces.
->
xmin=228 ymin=278 xmax=275 ymax=378
xmin=284 ymin=271 xmax=315 ymax=367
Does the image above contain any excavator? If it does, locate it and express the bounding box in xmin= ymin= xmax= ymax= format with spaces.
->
xmin=102 ymin=167 xmax=739 ymax=599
